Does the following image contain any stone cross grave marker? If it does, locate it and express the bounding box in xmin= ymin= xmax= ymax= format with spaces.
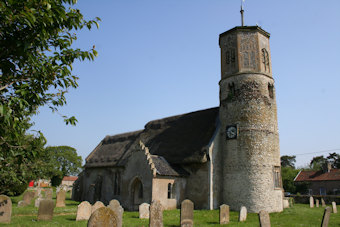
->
xmin=219 ymin=204 xmax=229 ymax=224
xmin=332 ymin=202 xmax=337 ymax=213
xmin=88 ymin=207 xmax=118 ymax=227
xmin=108 ymin=199 xmax=124 ymax=227
xmin=180 ymin=199 xmax=194 ymax=227
xmin=321 ymin=198 xmax=326 ymax=207
xmin=309 ymin=196 xmax=314 ymax=208
xmin=316 ymin=199 xmax=320 ymax=207
xmin=150 ymin=200 xmax=163 ymax=227
xmin=56 ymin=189 xmax=66 ymax=207
xmin=258 ymin=210 xmax=271 ymax=227
xmin=139 ymin=203 xmax=150 ymax=219
xmin=76 ymin=201 xmax=92 ymax=221
xmin=239 ymin=206 xmax=247 ymax=222
xmin=321 ymin=207 xmax=332 ymax=227
xmin=0 ymin=195 xmax=12 ymax=224
xmin=92 ymin=201 xmax=105 ymax=214
xmin=37 ymin=199 xmax=55 ymax=221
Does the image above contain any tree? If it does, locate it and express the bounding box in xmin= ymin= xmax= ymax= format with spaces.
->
xmin=281 ymin=167 xmax=299 ymax=193
xmin=326 ymin=152 xmax=340 ymax=169
xmin=281 ymin=155 xmax=296 ymax=168
xmin=0 ymin=0 xmax=99 ymax=195
xmin=309 ymin=155 xmax=327 ymax=170
xmin=44 ymin=146 xmax=82 ymax=186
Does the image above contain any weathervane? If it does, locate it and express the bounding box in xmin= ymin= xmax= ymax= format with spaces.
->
xmin=240 ymin=0 xmax=245 ymax=26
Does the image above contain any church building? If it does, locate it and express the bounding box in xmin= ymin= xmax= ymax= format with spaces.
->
xmin=73 ymin=24 xmax=284 ymax=213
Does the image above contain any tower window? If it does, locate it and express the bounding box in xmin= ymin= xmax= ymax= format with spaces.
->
xmin=228 ymin=82 xmax=235 ymax=98
xmin=262 ymin=48 xmax=270 ymax=72
xmin=268 ymin=83 xmax=274 ymax=99
xmin=273 ymin=166 xmax=281 ymax=189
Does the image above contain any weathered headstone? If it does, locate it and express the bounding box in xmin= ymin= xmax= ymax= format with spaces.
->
xmin=45 ymin=188 xmax=53 ymax=200
xmin=23 ymin=191 xmax=35 ymax=205
xmin=0 ymin=195 xmax=12 ymax=223
xmin=321 ymin=207 xmax=332 ymax=227
xmin=258 ymin=210 xmax=271 ymax=227
xmin=91 ymin=201 xmax=105 ymax=214
xmin=17 ymin=201 xmax=26 ymax=207
xmin=139 ymin=203 xmax=150 ymax=219
xmin=150 ymin=200 xmax=163 ymax=227
xmin=316 ymin=199 xmax=320 ymax=207
xmin=321 ymin=198 xmax=326 ymax=207
xmin=239 ymin=206 xmax=247 ymax=222
xmin=219 ymin=204 xmax=229 ymax=225
xmin=283 ymin=199 xmax=289 ymax=208
xmin=88 ymin=207 xmax=118 ymax=227
xmin=56 ymin=189 xmax=66 ymax=207
xmin=108 ymin=199 xmax=124 ymax=227
xmin=37 ymin=199 xmax=54 ymax=221
xmin=180 ymin=199 xmax=193 ymax=227
xmin=309 ymin=196 xmax=314 ymax=208
xmin=35 ymin=197 xmax=42 ymax=208
xmin=332 ymin=201 xmax=337 ymax=213
xmin=288 ymin=197 xmax=294 ymax=207
xmin=76 ymin=201 xmax=92 ymax=221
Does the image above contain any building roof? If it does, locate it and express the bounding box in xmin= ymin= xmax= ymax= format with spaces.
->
xmin=62 ymin=176 xmax=78 ymax=181
xmin=85 ymin=107 xmax=219 ymax=170
xmin=294 ymin=169 xmax=340 ymax=182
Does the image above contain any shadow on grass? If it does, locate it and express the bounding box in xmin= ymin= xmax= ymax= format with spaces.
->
xmin=66 ymin=217 xmax=76 ymax=221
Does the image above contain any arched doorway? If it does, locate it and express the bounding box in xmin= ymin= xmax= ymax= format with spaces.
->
xmin=131 ymin=177 xmax=144 ymax=210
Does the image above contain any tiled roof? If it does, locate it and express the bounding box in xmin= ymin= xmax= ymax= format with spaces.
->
xmin=62 ymin=176 xmax=78 ymax=181
xmin=294 ymin=169 xmax=340 ymax=182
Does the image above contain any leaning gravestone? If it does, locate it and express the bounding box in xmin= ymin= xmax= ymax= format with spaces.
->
xmin=92 ymin=201 xmax=105 ymax=214
xmin=56 ymin=189 xmax=66 ymax=207
xmin=321 ymin=207 xmax=332 ymax=227
xmin=23 ymin=191 xmax=35 ymax=205
xmin=108 ymin=200 xmax=124 ymax=227
xmin=150 ymin=200 xmax=163 ymax=227
xmin=321 ymin=198 xmax=326 ymax=207
xmin=309 ymin=196 xmax=314 ymax=208
xmin=239 ymin=206 xmax=247 ymax=222
xmin=219 ymin=204 xmax=229 ymax=224
xmin=45 ymin=188 xmax=53 ymax=200
xmin=0 ymin=195 xmax=12 ymax=223
xmin=332 ymin=202 xmax=337 ymax=213
xmin=88 ymin=207 xmax=118 ymax=227
xmin=37 ymin=199 xmax=54 ymax=221
xmin=139 ymin=203 xmax=150 ymax=219
xmin=76 ymin=201 xmax=92 ymax=221
xmin=259 ymin=210 xmax=271 ymax=227
xmin=316 ymin=199 xmax=320 ymax=207
xmin=180 ymin=199 xmax=194 ymax=227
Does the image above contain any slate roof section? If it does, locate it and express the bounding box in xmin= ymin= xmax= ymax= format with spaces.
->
xmin=294 ymin=169 xmax=340 ymax=182
xmin=85 ymin=107 xmax=219 ymax=169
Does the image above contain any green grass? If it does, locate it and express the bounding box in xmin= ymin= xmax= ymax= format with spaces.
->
xmin=3 ymin=193 xmax=340 ymax=227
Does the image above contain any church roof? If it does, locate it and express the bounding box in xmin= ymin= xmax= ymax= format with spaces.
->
xmin=85 ymin=107 xmax=219 ymax=172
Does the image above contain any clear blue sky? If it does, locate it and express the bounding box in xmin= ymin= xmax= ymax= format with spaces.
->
xmin=31 ymin=0 xmax=340 ymax=168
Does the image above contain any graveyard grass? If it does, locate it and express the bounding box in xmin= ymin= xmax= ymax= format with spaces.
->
xmin=4 ymin=192 xmax=340 ymax=226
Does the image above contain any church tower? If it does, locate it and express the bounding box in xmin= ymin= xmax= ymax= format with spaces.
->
xmin=219 ymin=26 xmax=283 ymax=212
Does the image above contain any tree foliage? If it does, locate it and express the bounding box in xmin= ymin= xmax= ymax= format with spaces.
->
xmin=281 ymin=155 xmax=296 ymax=168
xmin=281 ymin=167 xmax=300 ymax=193
xmin=0 ymin=0 xmax=99 ymax=195
xmin=309 ymin=155 xmax=328 ymax=170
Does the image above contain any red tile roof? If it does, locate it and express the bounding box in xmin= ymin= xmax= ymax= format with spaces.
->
xmin=294 ymin=169 xmax=340 ymax=182
xmin=62 ymin=176 xmax=78 ymax=181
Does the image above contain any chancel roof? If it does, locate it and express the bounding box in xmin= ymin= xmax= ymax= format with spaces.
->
xmin=85 ymin=107 xmax=219 ymax=175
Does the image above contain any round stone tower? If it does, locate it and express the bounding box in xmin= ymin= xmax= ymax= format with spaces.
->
xmin=219 ymin=26 xmax=283 ymax=213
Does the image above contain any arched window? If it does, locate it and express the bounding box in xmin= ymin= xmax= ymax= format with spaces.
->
xmin=262 ymin=48 xmax=270 ymax=72
xmin=268 ymin=83 xmax=274 ymax=99
xmin=167 ymin=183 xmax=172 ymax=199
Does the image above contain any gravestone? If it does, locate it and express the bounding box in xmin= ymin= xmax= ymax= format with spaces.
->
xmin=92 ymin=201 xmax=105 ymax=214
xmin=23 ymin=191 xmax=35 ymax=205
xmin=17 ymin=201 xmax=26 ymax=207
xmin=150 ymin=200 xmax=163 ymax=227
xmin=76 ymin=201 xmax=92 ymax=221
xmin=0 ymin=195 xmax=12 ymax=223
xmin=45 ymin=188 xmax=53 ymax=200
xmin=309 ymin=196 xmax=314 ymax=208
xmin=239 ymin=206 xmax=247 ymax=222
xmin=316 ymin=199 xmax=320 ymax=207
xmin=258 ymin=210 xmax=271 ymax=227
xmin=180 ymin=199 xmax=194 ymax=227
xmin=219 ymin=204 xmax=229 ymax=224
xmin=35 ymin=197 xmax=42 ymax=208
xmin=56 ymin=189 xmax=66 ymax=207
xmin=283 ymin=199 xmax=289 ymax=208
xmin=37 ymin=199 xmax=54 ymax=221
xmin=321 ymin=198 xmax=326 ymax=207
xmin=321 ymin=207 xmax=332 ymax=227
xmin=288 ymin=197 xmax=294 ymax=207
xmin=88 ymin=207 xmax=118 ymax=227
xmin=139 ymin=203 xmax=150 ymax=219
xmin=332 ymin=202 xmax=337 ymax=213
xmin=108 ymin=199 xmax=124 ymax=227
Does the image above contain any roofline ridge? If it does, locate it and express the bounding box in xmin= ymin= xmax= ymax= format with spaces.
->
xmin=139 ymin=140 xmax=157 ymax=177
